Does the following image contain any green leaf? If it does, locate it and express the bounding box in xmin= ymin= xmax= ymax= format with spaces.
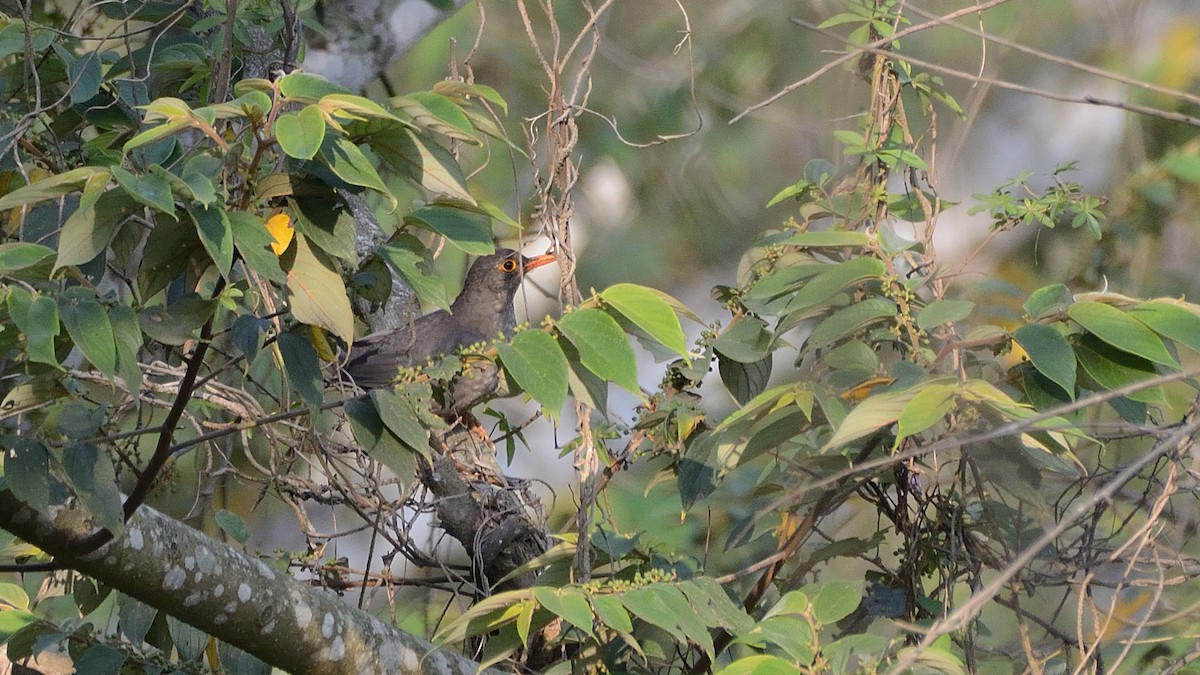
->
xmin=823 ymin=387 xmax=921 ymax=452
xmin=711 ymin=316 xmax=774 ymax=364
xmin=917 ymin=300 xmax=975 ymax=331
xmin=1076 ymin=334 xmax=1166 ymax=406
xmin=274 ymin=104 xmax=326 ymax=160
xmin=826 ymin=635 xmax=891 ymax=673
xmin=138 ymin=295 xmax=216 ymax=346
xmin=556 ymin=308 xmax=639 ymax=394
xmin=0 ymin=243 xmax=54 ymax=273
xmin=719 ymin=353 xmax=772 ymax=406
xmin=277 ymin=71 xmax=352 ymax=101
xmin=786 ymin=257 xmax=886 ymax=313
xmin=714 ymin=655 xmax=800 ymax=675
xmin=110 ymin=304 xmax=143 ymax=392
xmin=751 ymin=616 xmax=815 ymax=663
xmin=532 ymin=587 xmax=594 ymax=635
xmin=187 ymin=204 xmax=234 ymax=277
xmin=216 ymin=642 xmax=271 ymax=675
xmin=432 ymin=590 xmax=532 ymax=646
xmin=474 ymin=199 xmax=521 ymax=231
xmin=778 ymin=230 xmax=870 ymax=248
xmin=766 ymin=179 xmax=815 ymax=208
xmin=55 ymin=188 xmax=137 ymax=270
xmin=232 ymin=78 xmax=274 ymax=96
xmin=180 ymin=155 xmax=221 ymax=206
xmin=2 ymin=436 xmax=51 ymax=512
xmin=496 ymin=330 xmax=569 ymax=420
xmin=1023 ymin=283 xmax=1073 ymax=319
xmin=290 ymin=196 xmax=359 ymax=262
xmin=405 ymin=205 xmax=494 ymax=255
xmin=123 ymin=118 xmax=190 ymax=152
xmin=377 ymin=235 xmax=450 ymax=311
xmin=139 ymin=96 xmax=194 ymax=121
xmin=743 ymin=264 xmax=827 ymax=312
xmin=320 ymin=94 xmax=402 ymax=124
xmin=0 ymin=21 xmax=51 ymax=59
xmin=0 ymin=166 xmax=109 ymax=212
xmin=112 ymin=166 xmax=175 ymax=214
xmin=1068 ymin=301 xmax=1177 ymax=368
xmin=222 ymin=89 xmax=273 ymax=118
xmin=318 ymin=136 xmax=395 ymax=209
xmin=889 ymin=190 xmax=956 ymax=222
xmin=806 ymin=297 xmax=897 ymax=349
xmin=230 ymin=314 xmax=266 ymax=363
xmin=58 ymin=400 xmax=107 ymax=438
xmin=0 ymin=582 xmax=29 ymax=610
xmin=371 ymin=388 xmax=432 ymax=459
xmin=1013 ymin=324 xmax=1077 ymax=397
xmin=24 ymin=295 xmax=61 ymax=367
xmin=345 ymin=397 xmax=419 ymax=483
xmin=432 ymin=80 xmax=509 ymax=114
xmin=590 ymin=594 xmax=634 ymax=635
xmin=641 ymin=584 xmax=715 ymax=656
xmin=710 ymin=381 xmax=812 ymax=439
xmin=601 ymin=283 xmax=687 ymax=358
xmin=282 ymin=234 xmax=355 ymax=343
xmin=277 ymin=332 xmax=324 ymax=408
xmin=823 ymin=339 xmax=878 ymax=374
xmin=810 ymin=581 xmax=862 ymax=625
xmin=214 ymin=509 xmax=251 ymax=545
xmin=62 ymin=442 xmax=123 ymax=534
xmin=620 ymin=585 xmax=686 ymax=644
xmin=0 ymin=609 xmax=39 ymax=643
xmin=228 ymin=211 xmax=286 ymax=284
xmin=392 ymin=92 xmax=477 ymax=143
xmin=370 ymin=126 xmax=475 ymax=203
xmin=565 ymin=351 xmax=609 ymax=412
xmin=763 ymin=589 xmax=810 ymax=618
xmin=138 ymin=217 xmax=202 ymax=297
xmin=895 ymin=382 xmax=956 ymax=442
xmin=679 ymin=578 xmax=755 ymax=633
xmin=1129 ymin=301 xmax=1200 ymax=355
xmin=167 ymin=616 xmax=208 ymax=662
xmin=58 ymin=287 xmax=117 ymax=377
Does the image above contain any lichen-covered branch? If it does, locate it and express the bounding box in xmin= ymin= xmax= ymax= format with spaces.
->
xmin=0 ymin=490 xmax=498 ymax=675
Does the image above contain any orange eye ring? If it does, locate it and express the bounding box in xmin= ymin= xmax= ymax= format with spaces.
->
xmin=500 ymin=258 xmax=519 ymax=272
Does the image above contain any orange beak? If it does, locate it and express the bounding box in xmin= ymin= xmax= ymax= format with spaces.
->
xmin=522 ymin=253 xmax=556 ymax=272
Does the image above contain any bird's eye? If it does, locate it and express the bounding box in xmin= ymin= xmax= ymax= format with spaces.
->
xmin=500 ymin=259 xmax=518 ymax=272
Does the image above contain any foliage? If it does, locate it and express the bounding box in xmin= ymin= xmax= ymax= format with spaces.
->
xmin=0 ymin=2 xmax=674 ymax=671
xmin=2 ymin=0 xmax=1200 ymax=674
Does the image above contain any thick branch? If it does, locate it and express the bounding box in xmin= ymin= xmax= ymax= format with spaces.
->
xmin=420 ymin=428 xmax=547 ymax=593
xmin=0 ymin=491 xmax=498 ymax=675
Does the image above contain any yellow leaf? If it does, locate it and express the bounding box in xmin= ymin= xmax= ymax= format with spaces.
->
xmin=838 ymin=376 xmax=895 ymax=402
xmin=309 ymin=324 xmax=336 ymax=362
xmin=284 ymin=234 xmax=355 ymax=343
xmin=265 ymin=213 xmax=294 ymax=255
xmin=998 ymin=340 xmax=1030 ymax=370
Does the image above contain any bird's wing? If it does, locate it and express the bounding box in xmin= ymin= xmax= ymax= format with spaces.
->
xmin=343 ymin=311 xmax=462 ymax=388
xmin=342 ymin=328 xmax=411 ymax=388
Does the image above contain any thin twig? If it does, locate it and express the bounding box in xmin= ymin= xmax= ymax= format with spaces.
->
xmin=730 ymin=0 xmax=1015 ymax=123
xmin=886 ymin=410 xmax=1200 ymax=674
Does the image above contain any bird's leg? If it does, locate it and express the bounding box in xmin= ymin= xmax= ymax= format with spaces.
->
xmin=460 ymin=411 xmax=496 ymax=451
xmin=438 ymin=412 xmax=507 ymax=487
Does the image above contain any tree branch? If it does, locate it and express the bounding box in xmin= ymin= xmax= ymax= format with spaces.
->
xmin=0 ymin=490 xmax=499 ymax=675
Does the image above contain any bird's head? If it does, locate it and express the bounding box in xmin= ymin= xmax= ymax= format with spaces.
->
xmin=452 ymin=249 xmax=556 ymax=315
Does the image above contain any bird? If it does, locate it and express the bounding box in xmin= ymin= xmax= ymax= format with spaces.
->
xmin=342 ymin=249 xmax=556 ymax=417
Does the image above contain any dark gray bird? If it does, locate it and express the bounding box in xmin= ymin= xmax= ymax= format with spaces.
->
xmin=343 ymin=249 xmax=556 ymax=414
